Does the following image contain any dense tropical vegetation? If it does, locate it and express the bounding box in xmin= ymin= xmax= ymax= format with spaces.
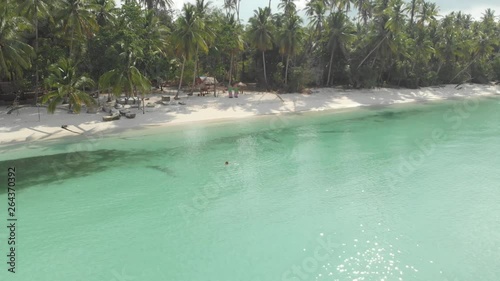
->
xmin=1 ymin=0 xmax=500 ymax=111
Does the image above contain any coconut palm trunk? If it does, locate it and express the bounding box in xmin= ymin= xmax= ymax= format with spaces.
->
xmin=35 ymin=0 xmax=40 ymax=120
xmin=69 ymin=27 xmax=75 ymax=58
xmin=327 ymin=42 xmax=336 ymax=86
xmin=262 ymin=51 xmax=268 ymax=86
xmin=357 ymin=36 xmax=387 ymax=70
xmin=284 ymin=54 xmax=289 ymax=86
xmin=176 ymin=56 xmax=186 ymax=99
xmin=229 ymin=52 xmax=234 ymax=85
xmin=191 ymin=46 xmax=199 ymax=94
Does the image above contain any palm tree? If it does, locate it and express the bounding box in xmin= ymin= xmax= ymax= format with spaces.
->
xmin=58 ymin=0 xmax=100 ymax=58
xmin=335 ymin=0 xmax=352 ymax=13
xmin=16 ymin=0 xmax=57 ymax=105
xmin=353 ymin=0 xmax=373 ymax=24
xmin=172 ymin=3 xmax=210 ymax=99
xmin=278 ymin=0 xmax=296 ymax=16
xmin=305 ymin=0 xmax=327 ymax=36
xmin=0 ymin=5 xmax=34 ymax=80
xmin=138 ymin=0 xmax=173 ymax=11
xmin=248 ymin=7 xmax=274 ymax=87
xmin=416 ymin=1 xmax=438 ymax=27
xmin=357 ymin=0 xmax=406 ymax=72
xmin=191 ymin=0 xmax=214 ymax=94
xmin=42 ymin=58 xmax=96 ymax=113
xmin=92 ymin=0 xmax=117 ymax=27
xmin=98 ymin=41 xmax=152 ymax=109
xmin=278 ymin=13 xmax=303 ymax=86
xmin=325 ymin=11 xmax=355 ymax=85
xmin=223 ymin=0 xmax=241 ymax=21
xmin=408 ymin=0 xmax=422 ymax=28
xmin=225 ymin=14 xmax=244 ymax=85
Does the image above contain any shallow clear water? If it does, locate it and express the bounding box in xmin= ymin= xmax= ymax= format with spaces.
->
xmin=1 ymin=97 xmax=500 ymax=281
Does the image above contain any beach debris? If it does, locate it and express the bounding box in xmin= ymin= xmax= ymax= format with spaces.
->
xmin=60 ymin=125 xmax=80 ymax=134
xmin=178 ymin=102 xmax=186 ymax=105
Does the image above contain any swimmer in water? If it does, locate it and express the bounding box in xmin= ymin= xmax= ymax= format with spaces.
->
xmin=225 ymin=161 xmax=229 ymax=165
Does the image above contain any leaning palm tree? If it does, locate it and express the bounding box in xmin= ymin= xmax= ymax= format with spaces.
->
xmin=0 ymin=4 xmax=34 ymax=80
xmin=278 ymin=13 xmax=304 ymax=87
xmin=172 ymin=3 xmax=209 ymax=99
xmin=248 ymin=7 xmax=274 ymax=87
xmin=42 ymin=58 xmax=96 ymax=113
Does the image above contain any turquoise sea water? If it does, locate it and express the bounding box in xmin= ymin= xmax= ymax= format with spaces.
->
xmin=1 ymin=97 xmax=500 ymax=281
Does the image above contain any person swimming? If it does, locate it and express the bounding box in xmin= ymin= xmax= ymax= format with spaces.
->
xmin=225 ymin=161 xmax=229 ymax=165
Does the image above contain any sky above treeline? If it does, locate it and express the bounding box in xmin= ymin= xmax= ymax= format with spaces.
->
xmin=119 ymin=0 xmax=500 ymax=22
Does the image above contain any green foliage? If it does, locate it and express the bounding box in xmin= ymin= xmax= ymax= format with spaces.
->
xmin=0 ymin=3 xmax=34 ymax=80
xmin=2 ymin=0 xmax=500 ymax=94
xmin=42 ymin=58 xmax=95 ymax=113
xmin=493 ymin=56 xmax=500 ymax=81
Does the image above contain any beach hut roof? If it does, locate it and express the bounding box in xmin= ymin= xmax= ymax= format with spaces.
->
xmin=201 ymin=77 xmax=218 ymax=85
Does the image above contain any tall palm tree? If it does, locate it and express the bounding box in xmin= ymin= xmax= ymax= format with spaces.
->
xmin=223 ymin=0 xmax=241 ymax=21
xmin=172 ymin=3 xmax=209 ymax=99
xmin=43 ymin=58 xmax=96 ymax=113
xmin=138 ymin=0 xmax=173 ymax=11
xmin=305 ymin=0 xmax=327 ymax=36
xmin=92 ymin=0 xmax=117 ymax=27
xmin=191 ymin=0 xmax=214 ymax=94
xmin=0 ymin=4 xmax=34 ymax=80
xmin=278 ymin=13 xmax=303 ymax=86
xmin=278 ymin=0 xmax=296 ymax=16
xmin=17 ymin=0 xmax=57 ymax=105
xmin=357 ymin=0 xmax=405 ymax=71
xmin=408 ymin=0 xmax=422 ymax=28
xmin=58 ymin=0 xmax=99 ymax=58
xmin=416 ymin=1 xmax=438 ymax=26
xmin=248 ymin=7 xmax=274 ymax=87
xmin=325 ymin=11 xmax=355 ymax=85
xmin=335 ymin=0 xmax=352 ymax=13
xmin=353 ymin=0 xmax=373 ymax=24
xmin=225 ymin=14 xmax=244 ymax=85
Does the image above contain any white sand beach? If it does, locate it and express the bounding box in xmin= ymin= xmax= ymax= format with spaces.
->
xmin=1 ymin=83 xmax=499 ymax=145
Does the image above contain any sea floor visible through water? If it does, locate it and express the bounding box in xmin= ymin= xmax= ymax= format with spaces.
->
xmin=1 ymin=97 xmax=500 ymax=281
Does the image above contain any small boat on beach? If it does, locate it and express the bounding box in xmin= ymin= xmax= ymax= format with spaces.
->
xmin=102 ymin=111 xmax=120 ymax=121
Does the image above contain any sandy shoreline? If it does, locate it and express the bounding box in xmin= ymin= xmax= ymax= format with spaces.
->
xmin=1 ymin=84 xmax=499 ymax=146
